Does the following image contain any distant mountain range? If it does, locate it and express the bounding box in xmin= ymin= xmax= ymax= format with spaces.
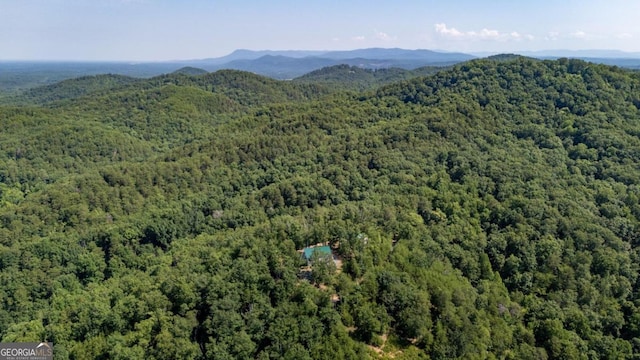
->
xmin=2 ymin=48 xmax=640 ymax=93
xmin=185 ymin=48 xmax=476 ymax=79
xmin=190 ymin=48 xmax=640 ymax=79
xmin=472 ymin=49 xmax=640 ymax=59
xmin=519 ymin=49 xmax=640 ymax=58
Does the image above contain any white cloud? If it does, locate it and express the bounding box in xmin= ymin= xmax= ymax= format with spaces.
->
xmin=568 ymin=30 xmax=607 ymax=40
xmin=570 ymin=30 xmax=587 ymax=39
xmin=545 ymin=32 xmax=560 ymax=41
xmin=434 ymin=23 xmax=532 ymax=42
xmin=434 ymin=23 xmax=465 ymax=38
xmin=477 ymin=28 xmax=500 ymax=39
xmin=349 ymin=30 xmax=396 ymax=43
xmin=617 ymin=33 xmax=633 ymax=39
xmin=374 ymin=31 xmax=396 ymax=41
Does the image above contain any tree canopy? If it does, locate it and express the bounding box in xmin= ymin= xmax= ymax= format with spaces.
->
xmin=1 ymin=57 xmax=640 ymax=359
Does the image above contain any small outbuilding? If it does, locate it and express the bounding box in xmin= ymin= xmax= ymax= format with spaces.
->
xmin=302 ymin=245 xmax=333 ymax=264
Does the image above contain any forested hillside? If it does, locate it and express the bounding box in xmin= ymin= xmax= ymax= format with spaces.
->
xmin=2 ymin=57 xmax=640 ymax=359
xmin=292 ymin=64 xmax=444 ymax=91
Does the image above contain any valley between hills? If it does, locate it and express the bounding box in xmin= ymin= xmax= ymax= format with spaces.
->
xmin=1 ymin=55 xmax=640 ymax=359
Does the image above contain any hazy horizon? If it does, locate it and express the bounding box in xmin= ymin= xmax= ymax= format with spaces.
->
xmin=2 ymin=0 xmax=639 ymax=62
xmin=3 ymin=47 xmax=640 ymax=64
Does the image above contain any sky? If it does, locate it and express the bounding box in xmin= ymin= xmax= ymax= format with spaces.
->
xmin=1 ymin=0 xmax=639 ymax=61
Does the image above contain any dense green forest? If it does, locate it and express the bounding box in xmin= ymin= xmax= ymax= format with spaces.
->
xmin=292 ymin=64 xmax=444 ymax=91
xmin=2 ymin=56 xmax=640 ymax=359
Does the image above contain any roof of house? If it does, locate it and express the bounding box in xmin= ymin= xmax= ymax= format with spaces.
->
xmin=302 ymin=245 xmax=332 ymax=260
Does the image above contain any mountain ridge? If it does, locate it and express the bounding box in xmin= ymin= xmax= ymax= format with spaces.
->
xmin=4 ymin=48 xmax=640 ymax=92
xmin=186 ymin=48 xmax=476 ymax=78
xmin=2 ymin=56 xmax=640 ymax=358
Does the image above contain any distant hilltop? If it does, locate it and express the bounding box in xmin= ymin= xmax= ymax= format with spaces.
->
xmin=195 ymin=48 xmax=475 ymax=64
xmin=184 ymin=48 xmax=477 ymax=79
xmin=181 ymin=47 xmax=640 ymax=78
xmin=2 ymin=48 xmax=640 ymax=92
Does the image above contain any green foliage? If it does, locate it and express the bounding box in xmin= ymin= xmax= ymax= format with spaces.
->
xmin=293 ymin=64 xmax=445 ymax=91
xmin=19 ymin=74 xmax=140 ymax=105
xmin=1 ymin=59 xmax=640 ymax=358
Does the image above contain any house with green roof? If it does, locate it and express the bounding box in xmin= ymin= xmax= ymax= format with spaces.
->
xmin=301 ymin=245 xmax=334 ymax=265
